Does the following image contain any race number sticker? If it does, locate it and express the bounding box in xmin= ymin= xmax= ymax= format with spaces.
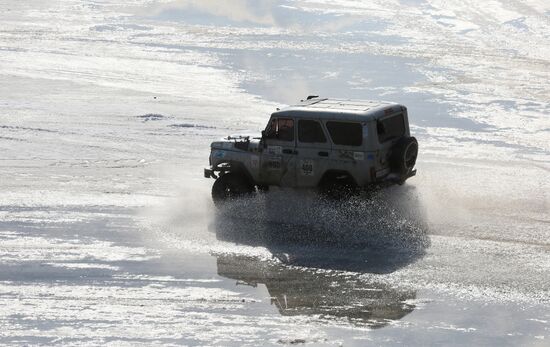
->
xmin=300 ymin=159 xmax=314 ymax=176
xmin=250 ymin=155 xmax=259 ymax=169
xmin=267 ymin=146 xmax=282 ymax=155
xmin=267 ymin=156 xmax=282 ymax=171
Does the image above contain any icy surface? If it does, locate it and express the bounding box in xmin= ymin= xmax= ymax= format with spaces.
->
xmin=1 ymin=0 xmax=549 ymax=345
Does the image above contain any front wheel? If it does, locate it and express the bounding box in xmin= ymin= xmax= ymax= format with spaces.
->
xmin=212 ymin=173 xmax=254 ymax=206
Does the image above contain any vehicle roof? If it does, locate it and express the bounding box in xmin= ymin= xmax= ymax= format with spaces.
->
xmin=272 ymin=97 xmax=405 ymax=122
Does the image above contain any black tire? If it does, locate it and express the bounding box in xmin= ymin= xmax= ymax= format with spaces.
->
xmin=319 ymin=175 xmax=357 ymax=200
xmin=256 ymin=184 xmax=269 ymax=193
xmin=212 ymin=173 xmax=254 ymax=205
xmin=390 ymin=137 xmax=418 ymax=176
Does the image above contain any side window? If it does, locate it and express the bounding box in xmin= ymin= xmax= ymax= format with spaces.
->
xmin=265 ymin=119 xmax=277 ymax=138
xmin=326 ymin=121 xmax=362 ymax=146
xmin=277 ymin=118 xmax=294 ymax=141
xmin=298 ymin=120 xmax=326 ymax=143
xmin=377 ymin=113 xmax=405 ymax=143
xmin=265 ymin=118 xmax=294 ymax=142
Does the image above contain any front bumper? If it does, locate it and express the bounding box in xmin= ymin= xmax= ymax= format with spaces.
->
xmin=204 ymin=167 xmax=216 ymax=179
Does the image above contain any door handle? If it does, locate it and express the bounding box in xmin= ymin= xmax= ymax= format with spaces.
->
xmin=282 ymin=149 xmax=298 ymax=155
xmin=318 ymin=151 xmax=329 ymax=157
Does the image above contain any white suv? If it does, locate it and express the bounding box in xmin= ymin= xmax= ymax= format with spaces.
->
xmin=205 ymin=96 xmax=418 ymax=204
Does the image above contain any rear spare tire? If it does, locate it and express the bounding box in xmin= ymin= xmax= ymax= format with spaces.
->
xmin=390 ymin=137 xmax=418 ymax=176
xmin=212 ymin=173 xmax=254 ymax=206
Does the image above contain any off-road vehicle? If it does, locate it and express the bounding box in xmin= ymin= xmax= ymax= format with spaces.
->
xmin=205 ymin=96 xmax=418 ymax=204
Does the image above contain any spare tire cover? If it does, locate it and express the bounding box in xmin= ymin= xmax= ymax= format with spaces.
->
xmin=390 ymin=137 xmax=418 ymax=175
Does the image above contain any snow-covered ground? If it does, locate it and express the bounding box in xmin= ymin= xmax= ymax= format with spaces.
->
xmin=0 ymin=0 xmax=548 ymax=345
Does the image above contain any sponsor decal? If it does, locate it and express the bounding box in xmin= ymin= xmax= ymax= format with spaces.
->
xmin=338 ymin=150 xmax=354 ymax=160
xmin=267 ymin=146 xmax=282 ymax=155
xmin=300 ymin=159 xmax=314 ymax=176
xmin=353 ymin=152 xmax=365 ymax=161
xmin=362 ymin=124 xmax=369 ymax=138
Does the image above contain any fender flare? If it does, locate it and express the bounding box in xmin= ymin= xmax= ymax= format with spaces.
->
xmin=318 ymin=170 xmax=358 ymax=187
xmin=213 ymin=161 xmax=256 ymax=186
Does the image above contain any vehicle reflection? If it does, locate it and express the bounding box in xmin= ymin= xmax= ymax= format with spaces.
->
xmin=217 ymin=254 xmax=416 ymax=328
xmin=210 ymin=185 xmax=429 ymax=327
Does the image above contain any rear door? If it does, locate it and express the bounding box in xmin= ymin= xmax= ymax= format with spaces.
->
xmin=375 ymin=112 xmax=406 ymax=174
xmin=295 ymin=119 xmax=331 ymax=187
xmin=260 ymin=117 xmax=297 ymax=187
xmin=324 ymin=120 xmax=366 ymax=184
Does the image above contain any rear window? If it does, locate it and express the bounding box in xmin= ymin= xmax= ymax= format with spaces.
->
xmin=376 ymin=113 xmax=405 ymax=142
xmin=298 ymin=120 xmax=326 ymax=143
xmin=377 ymin=113 xmax=405 ymax=143
xmin=326 ymin=121 xmax=362 ymax=146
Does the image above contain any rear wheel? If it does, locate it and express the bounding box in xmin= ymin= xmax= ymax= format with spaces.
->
xmin=212 ymin=173 xmax=254 ymax=206
xmin=256 ymin=184 xmax=269 ymax=193
xmin=319 ymin=174 xmax=357 ymax=200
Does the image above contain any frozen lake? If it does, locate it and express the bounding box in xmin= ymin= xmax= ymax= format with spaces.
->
xmin=1 ymin=0 xmax=549 ymax=345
